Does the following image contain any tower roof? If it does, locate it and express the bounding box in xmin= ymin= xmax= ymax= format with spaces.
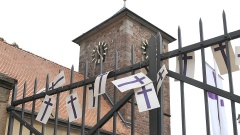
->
xmin=73 ymin=7 xmax=176 ymax=45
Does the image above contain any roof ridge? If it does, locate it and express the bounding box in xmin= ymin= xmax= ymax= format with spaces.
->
xmin=0 ymin=40 xmax=81 ymax=75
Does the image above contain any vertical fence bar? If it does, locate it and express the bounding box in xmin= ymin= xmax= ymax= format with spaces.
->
xmin=42 ymin=74 xmax=49 ymax=135
xmin=131 ymin=45 xmax=135 ymax=135
xmin=19 ymin=82 xmax=27 ymax=135
xmin=70 ymin=66 xmax=74 ymax=96
xmin=113 ymin=50 xmax=118 ymax=135
xmin=53 ymin=70 xmax=61 ymax=135
xmin=7 ymin=84 xmax=18 ymax=135
xmin=148 ymin=35 xmax=158 ymax=135
xmin=81 ymin=62 xmax=88 ymax=135
xmin=67 ymin=66 xmax=74 ymax=135
xmin=178 ymin=26 xmax=186 ymax=135
xmin=30 ymin=78 xmax=37 ymax=135
xmin=199 ymin=19 xmax=211 ymax=135
xmin=97 ymin=56 xmax=103 ymax=135
xmin=157 ymin=32 xmax=164 ymax=135
xmin=222 ymin=11 xmax=238 ymax=135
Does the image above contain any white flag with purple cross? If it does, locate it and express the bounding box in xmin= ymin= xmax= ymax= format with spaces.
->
xmin=157 ymin=65 xmax=168 ymax=93
xmin=66 ymin=92 xmax=82 ymax=122
xmin=88 ymin=83 xmax=98 ymax=109
xmin=235 ymin=46 xmax=240 ymax=65
xmin=112 ymin=72 xmax=152 ymax=92
xmin=206 ymin=62 xmax=228 ymax=135
xmin=175 ymin=52 xmax=195 ymax=79
xmin=134 ymin=83 xmax=160 ymax=112
xmin=211 ymin=41 xmax=239 ymax=75
xmin=37 ymin=71 xmax=66 ymax=94
xmin=36 ymin=71 xmax=66 ymax=118
xmin=94 ymin=71 xmax=110 ymax=96
xmin=36 ymin=95 xmax=56 ymax=124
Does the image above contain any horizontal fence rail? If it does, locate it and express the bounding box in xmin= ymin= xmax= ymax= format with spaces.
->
xmin=160 ymin=29 xmax=240 ymax=60
xmin=11 ymin=60 xmax=149 ymax=107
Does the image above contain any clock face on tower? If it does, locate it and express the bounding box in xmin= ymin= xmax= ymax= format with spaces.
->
xmin=141 ymin=40 xmax=149 ymax=60
xmin=92 ymin=41 xmax=108 ymax=65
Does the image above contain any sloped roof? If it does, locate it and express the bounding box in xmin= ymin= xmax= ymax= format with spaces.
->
xmin=73 ymin=7 xmax=176 ymax=45
xmin=0 ymin=41 xmax=130 ymax=134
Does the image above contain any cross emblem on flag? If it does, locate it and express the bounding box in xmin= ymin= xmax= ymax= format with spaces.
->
xmin=94 ymin=72 xmax=110 ymax=96
xmin=36 ymin=95 xmax=56 ymax=124
xmin=176 ymin=52 xmax=195 ymax=79
xmin=66 ymin=93 xmax=82 ymax=122
xmin=88 ymin=83 xmax=98 ymax=109
xmin=112 ymin=72 xmax=152 ymax=92
xmin=211 ymin=41 xmax=239 ymax=75
xmin=157 ymin=65 xmax=168 ymax=93
xmin=182 ymin=54 xmax=193 ymax=76
xmin=117 ymin=76 xmax=145 ymax=87
xmin=134 ymin=83 xmax=160 ymax=112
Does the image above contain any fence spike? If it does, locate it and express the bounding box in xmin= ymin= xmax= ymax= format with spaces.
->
xmin=19 ymin=81 xmax=27 ymax=135
xmin=23 ymin=81 xmax=27 ymax=96
xmin=177 ymin=25 xmax=186 ymax=135
xmin=71 ymin=65 xmax=74 ymax=80
xmin=199 ymin=18 xmax=211 ymax=135
xmin=53 ymin=70 xmax=61 ymax=135
xmin=42 ymin=74 xmax=49 ymax=134
xmin=222 ymin=9 xmax=238 ymax=135
xmin=131 ymin=45 xmax=135 ymax=64
xmin=199 ymin=18 xmax=203 ymax=41
xmin=222 ymin=10 xmax=228 ymax=35
xmin=156 ymin=31 xmax=164 ymax=135
xmin=178 ymin=26 xmax=182 ymax=49
xmin=30 ymin=78 xmax=37 ymax=135
xmin=46 ymin=74 xmax=49 ymax=92
xmin=34 ymin=78 xmax=37 ymax=92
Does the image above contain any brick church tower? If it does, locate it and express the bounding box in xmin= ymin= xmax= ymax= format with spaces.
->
xmin=73 ymin=7 xmax=175 ymax=135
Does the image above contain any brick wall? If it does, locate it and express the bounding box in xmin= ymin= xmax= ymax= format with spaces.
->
xmin=78 ymin=16 xmax=171 ymax=135
xmin=0 ymin=73 xmax=17 ymax=134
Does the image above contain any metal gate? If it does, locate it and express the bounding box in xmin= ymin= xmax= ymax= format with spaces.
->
xmin=6 ymin=11 xmax=240 ymax=135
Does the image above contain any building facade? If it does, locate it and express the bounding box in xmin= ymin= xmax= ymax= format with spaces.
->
xmin=73 ymin=7 xmax=175 ymax=135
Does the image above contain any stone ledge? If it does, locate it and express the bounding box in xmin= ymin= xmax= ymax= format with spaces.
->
xmin=0 ymin=73 xmax=17 ymax=90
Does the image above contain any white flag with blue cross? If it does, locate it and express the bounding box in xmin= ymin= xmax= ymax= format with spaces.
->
xmin=94 ymin=71 xmax=110 ymax=96
xmin=157 ymin=64 xmax=168 ymax=93
xmin=36 ymin=95 xmax=56 ymax=124
xmin=88 ymin=83 xmax=98 ymax=109
xmin=134 ymin=83 xmax=160 ymax=112
xmin=112 ymin=72 xmax=152 ymax=92
xmin=175 ymin=52 xmax=195 ymax=79
xmin=66 ymin=92 xmax=82 ymax=122
xmin=211 ymin=41 xmax=239 ymax=75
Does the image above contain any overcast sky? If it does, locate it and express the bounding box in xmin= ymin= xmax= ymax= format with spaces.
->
xmin=1 ymin=0 xmax=240 ymax=134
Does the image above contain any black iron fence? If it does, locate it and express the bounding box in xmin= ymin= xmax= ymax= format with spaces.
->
xmin=6 ymin=11 xmax=240 ymax=135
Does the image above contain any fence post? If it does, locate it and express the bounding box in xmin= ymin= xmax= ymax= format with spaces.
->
xmin=148 ymin=35 xmax=158 ymax=135
xmin=0 ymin=73 xmax=17 ymax=134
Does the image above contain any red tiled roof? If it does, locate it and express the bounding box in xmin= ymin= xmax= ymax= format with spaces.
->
xmin=0 ymin=41 xmax=130 ymax=134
